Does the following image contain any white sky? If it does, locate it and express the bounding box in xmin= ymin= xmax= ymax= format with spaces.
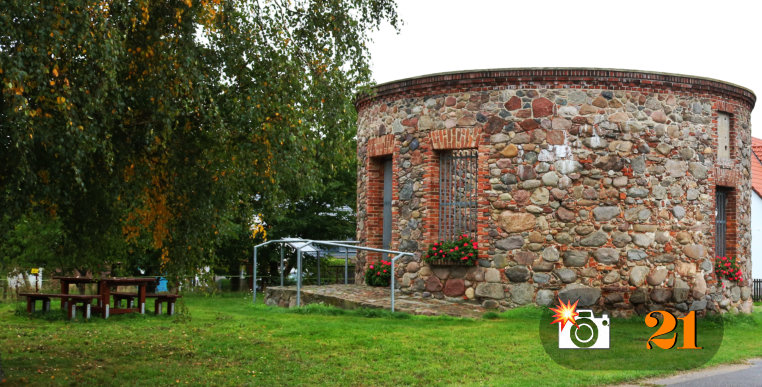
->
xmin=369 ymin=0 xmax=762 ymax=139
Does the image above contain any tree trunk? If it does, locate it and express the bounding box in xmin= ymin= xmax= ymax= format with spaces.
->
xmin=73 ymin=268 xmax=91 ymax=294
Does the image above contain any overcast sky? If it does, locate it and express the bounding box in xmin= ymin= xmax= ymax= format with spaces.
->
xmin=369 ymin=0 xmax=761 ymax=138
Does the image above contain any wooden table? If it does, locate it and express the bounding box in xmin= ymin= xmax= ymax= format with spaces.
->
xmin=53 ymin=275 xmax=97 ymax=293
xmin=53 ymin=276 xmax=157 ymax=319
xmin=51 ymin=276 xmax=97 ymax=311
xmin=97 ymin=277 xmax=157 ymax=318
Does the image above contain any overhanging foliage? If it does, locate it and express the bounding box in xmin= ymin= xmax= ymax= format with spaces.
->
xmin=0 ymin=0 xmax=398 ymax=275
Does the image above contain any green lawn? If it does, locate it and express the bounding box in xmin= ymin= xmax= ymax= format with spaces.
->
xmin=1 ymin=295 xmax=760 ymax=386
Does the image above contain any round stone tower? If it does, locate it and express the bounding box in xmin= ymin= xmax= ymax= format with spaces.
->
xmin=355 ymin=68 xmax=755 ymax=316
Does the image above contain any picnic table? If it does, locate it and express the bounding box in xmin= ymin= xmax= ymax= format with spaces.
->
xmin=98 ymin=277 xmax=157 ymax=317
xmin=20 ymin=276 xmax=179 ymax=320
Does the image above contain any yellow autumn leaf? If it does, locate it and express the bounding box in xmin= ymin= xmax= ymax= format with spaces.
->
xmin=52 ymin=68 xmax=59 ymax=77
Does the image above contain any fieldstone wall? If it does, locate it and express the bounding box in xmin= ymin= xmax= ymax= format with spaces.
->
xmin=355 ymin=69 xmax=756 ymax=316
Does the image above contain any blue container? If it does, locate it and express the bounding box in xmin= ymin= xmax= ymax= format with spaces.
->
xmin=156 ymin=276 xmax=168 ymax=292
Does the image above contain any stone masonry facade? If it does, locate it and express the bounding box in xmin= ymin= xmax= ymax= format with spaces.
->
xmin=355 ymin=69 xmax=756 ymax=317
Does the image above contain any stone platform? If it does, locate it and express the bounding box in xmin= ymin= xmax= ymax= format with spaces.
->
xmin=263 ymin=285 xmax=487 ymax=318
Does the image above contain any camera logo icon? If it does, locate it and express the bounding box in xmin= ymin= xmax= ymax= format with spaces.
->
xmin=558 ymin=309 xmax=610 ymax=349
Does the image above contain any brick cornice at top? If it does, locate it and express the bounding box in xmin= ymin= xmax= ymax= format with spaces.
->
xmin=356 ymin=68 xmax=756 ymax=111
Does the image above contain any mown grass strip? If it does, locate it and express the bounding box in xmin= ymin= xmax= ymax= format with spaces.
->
xmin=0 ymin=296 xmax=759 ymax=386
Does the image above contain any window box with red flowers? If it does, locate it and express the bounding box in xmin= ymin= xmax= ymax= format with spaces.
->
xmin=365 ymin=259 xmax=392 ymax=287
xmin=422 ymin=234 xmax=478 ymax=266
xmin=715 ymin=255 xmax=744 ymax=287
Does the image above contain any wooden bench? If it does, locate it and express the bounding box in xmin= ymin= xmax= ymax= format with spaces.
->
xmin=111 ymin=292 xmax=182 ymax=315
xmin=19 ymin=293 xmax=100 ymax=320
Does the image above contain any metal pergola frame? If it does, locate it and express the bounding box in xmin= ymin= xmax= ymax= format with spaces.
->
xmin=252 ymin=239 xmax=414 ymax=312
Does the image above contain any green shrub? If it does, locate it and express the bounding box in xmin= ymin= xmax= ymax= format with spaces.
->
xmin=218 ymin=278 xmax=231 ymax=291
xmin=364 ymin=260 xmax=391 ymax=287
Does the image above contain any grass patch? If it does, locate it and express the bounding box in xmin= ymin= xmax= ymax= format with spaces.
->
xmin=0 ymin=295 xmax=760 ymax=386
xmin=482 ymin=311 xmax=502 ymax=320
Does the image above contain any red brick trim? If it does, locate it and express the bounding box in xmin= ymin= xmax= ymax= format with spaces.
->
xmin=715 ymin=101 xmax=737 ymax=114
xmin=475 ymin=133 xmax=491 ymax=262
xmin=430 ymin=128 xmax=481 ymax=150
xmin=356 ymin=68 xmax=756 ymax=111
xmin=365 ymin=156 xmax=388 ymax=264
xmin=423 ymin=144 xmax=440 ymax=244
xmin=715 ymin=166 xmax=740 ymax=187
xmin=726 ymin=189 xmax=738 ymax=259
xmin=368 ymin=134 xmax=395 ymax=157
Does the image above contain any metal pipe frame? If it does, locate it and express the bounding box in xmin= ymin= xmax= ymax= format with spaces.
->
xmin=389 ymin=253 xmax=405 ymax=312
xmin=252 ymin=239 xmax=360 ymax=304
xmin=279 ymin=245 xmax=284 ymax=287
xmin=296 ymin=242 xmax=310 ymax=306
xmin=344 ymin=247 xmax=349 ymax=285
xmin=252 ymin=239 xmax=413 ymax=312
xmin=309 ymin=241 xmax=413 ymax=312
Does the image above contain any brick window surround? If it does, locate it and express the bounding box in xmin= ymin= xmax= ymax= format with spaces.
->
xmin=365 ymin=134 xmax=394 ymax=264
xmin=424 ymin=128 xmax=483 ymax=245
